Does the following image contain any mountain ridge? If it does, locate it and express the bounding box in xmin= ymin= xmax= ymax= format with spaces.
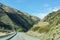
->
xmin=0 ymin=3 xmax=40 ymax=32
xmin=27 ymin=9 xmax=60 ymax=40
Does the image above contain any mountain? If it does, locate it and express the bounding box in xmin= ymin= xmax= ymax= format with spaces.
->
xmin=30 ymin=10 xmax=60 ymax=32
xmin=43 ymin=10 xmax=60 ymax=26
xmin=0 ymin=3 xmax=40 ymax=32
xmin=27 ymin=10 xmax=60 ymax=40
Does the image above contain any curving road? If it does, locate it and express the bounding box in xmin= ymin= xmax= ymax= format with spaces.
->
xmin=0 ymin=32 xmax=40 ymax=40
xmin=10 ymin=32 xmax=40 ymax=40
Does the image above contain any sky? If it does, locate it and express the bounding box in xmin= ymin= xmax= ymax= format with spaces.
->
xmin=0 ymin=0 xmax=60 ymax=19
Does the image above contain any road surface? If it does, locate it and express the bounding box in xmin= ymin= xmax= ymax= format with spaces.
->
xmin=0 ymin=32 xmax=40 ymax=40
xmin=10 ymin=32 xmax=40 ymax=40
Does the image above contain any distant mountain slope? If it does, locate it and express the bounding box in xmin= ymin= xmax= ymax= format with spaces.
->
xmin=27 ymin=10 xmax=60 ymax=40
xmin=43 ymin=10 xmax=60 ymax=26
xmin=28 ymin=10 xmax=60 ymax=32
xmin=0 ymin=3 xmax=40 ymax=32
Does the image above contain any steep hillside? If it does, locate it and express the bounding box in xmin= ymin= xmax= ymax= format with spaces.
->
xmin=28 ymin=10 xmax=60 ymax=32
xmin=0 ymin=3 xmax=40 ymax=32
xmin=43 ymin=10 xmax=60 ymax=26
xmin=27 ymin=10 xmax=60 ymax=40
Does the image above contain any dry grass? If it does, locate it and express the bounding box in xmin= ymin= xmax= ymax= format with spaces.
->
xmin=27 ymin=23 xmax=60 ymax=40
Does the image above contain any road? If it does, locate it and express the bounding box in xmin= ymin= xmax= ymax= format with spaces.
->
xmin=10 ymin=32 xmax=40 ymax=40
xmin=0 ymin=32 xmax=16 ymax=40
xmin=0 ymin=32 xmax=40 ymax=40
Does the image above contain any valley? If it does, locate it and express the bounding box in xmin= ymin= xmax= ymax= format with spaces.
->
xmin=0 ymin=2 xmax=60 ymax=40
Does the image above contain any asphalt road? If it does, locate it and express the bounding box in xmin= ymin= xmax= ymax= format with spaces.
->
xmin=10 ymin=32 xmax=40 ymax=40
xmin=0 ymin=32 xmax=40 ymax=40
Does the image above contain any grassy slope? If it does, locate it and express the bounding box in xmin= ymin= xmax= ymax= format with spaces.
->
xmin=27 ymin=10 xmax=60 ymax=40
xmin=0 ymin=3 xmax=40 ymax=32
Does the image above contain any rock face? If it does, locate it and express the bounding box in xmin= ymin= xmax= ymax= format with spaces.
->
xmin=0 ymin=3 xmax=40 ymax=32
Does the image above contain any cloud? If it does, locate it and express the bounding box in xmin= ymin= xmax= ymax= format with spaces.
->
xmin=32 ymin=6 xmax=60 ymax=19
xmin=43 ymin=4 xmax=60 ymax=11
xmin=32 ymin=13 xmax=48 ymax=19
xmin=52 ymin=6 xmax=60 ymax=11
